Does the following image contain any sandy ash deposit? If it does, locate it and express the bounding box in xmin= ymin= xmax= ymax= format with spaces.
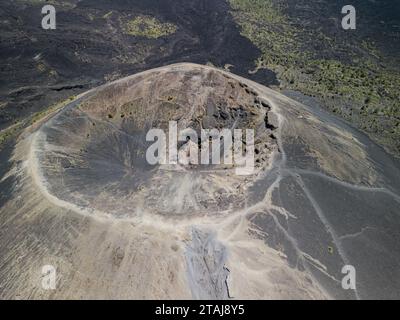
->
xmin=1 ymin=63 xmax=400 ymax=299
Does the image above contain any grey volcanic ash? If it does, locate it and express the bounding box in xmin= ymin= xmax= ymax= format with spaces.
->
xmin=1 ymin=64 xmax=400 ymax=299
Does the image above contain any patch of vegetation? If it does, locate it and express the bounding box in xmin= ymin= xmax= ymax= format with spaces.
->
xmin=37 ymin=62 xmax=47 ymax=73
xmin=124 ymin=15 xmax=177 ymax=39
xmin=0 ymin=123 xmax=23 ymax=147
xmin=229 ymin=0 xmax=304 ymax=67
xmin=103 ymin=11 xmax=113 ymax=19
xmin=0 ymin=96 xmax=75 ymax=150
xmin=228 ymin=0 xmax=400 ymax=155
xmin=29 ymin=96 xmax=75 ymax=125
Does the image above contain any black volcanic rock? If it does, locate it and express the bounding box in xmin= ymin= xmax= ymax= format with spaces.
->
xmin=0 ymin=0 xmax=278 ymax=130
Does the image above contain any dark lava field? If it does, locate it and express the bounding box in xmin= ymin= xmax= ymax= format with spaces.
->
xmin=0 ymin=0 xmax=277 ymax=131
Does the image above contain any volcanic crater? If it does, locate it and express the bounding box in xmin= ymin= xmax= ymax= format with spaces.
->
xmin=32 ymin=64 xmax=279 ymax=219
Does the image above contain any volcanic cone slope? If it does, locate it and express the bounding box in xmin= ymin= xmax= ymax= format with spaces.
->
xmin=1 ymin=63 xmax=400 ymax=299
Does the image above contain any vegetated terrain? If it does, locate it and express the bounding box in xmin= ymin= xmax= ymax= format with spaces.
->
xmin=228 ymin=0 xmax=400 ymax=156
xmin=123 ymin=15 xmax=177 ymax=38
